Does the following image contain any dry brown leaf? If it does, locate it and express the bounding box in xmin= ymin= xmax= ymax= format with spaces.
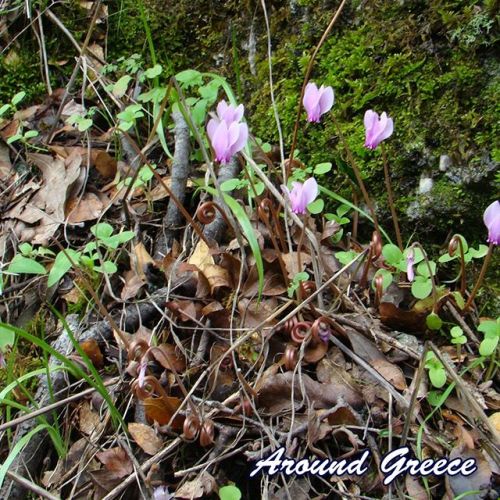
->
xmin=150 ymin=344 xmax=186 ymax=373
xmin=96 ymin=447 xmax=133 ymax=479
xmin=0 ymin=142 xmax=13 ymax=181
xmin=79 ymin=339 xmax=104 ymax=368
xmin=202 ymin=263 xmax=231 ymax=290
xmin=174 ymin=471 xmax=216 ymax=499
xmin=144 ymin=396 xmax=184 ymax=430
xmin=238 ymin=298 xmax=277 ymax=329
xmin=120 ymin=270 xmax=145 ymax=301
xmin=257 ymin=371 xmax=363 ymax=413
xmin=94 ymin=151 xmax=117 ymax=179
xmin=282 ymin=251 xmax=312 ymax=279
xmin=128 ymin=422 xmax=163 ymax=455
xmin=379 ymin=302 xmax=426 ymax=333
xmin=188 ymin=239 xmax=215 ymax=272
xmin=488 ymin=412 xmax=500 ymax=434
xmin=131 ymin=242 xmax=154 ymax=281
xmin=6 ymin=152 xmax=81 ymax=244
xmin=79 ymin=400 xmax=101 ymax=435
xmin=66 ymin=192 xmax=106 ymax=223
xmin=405 ymin=476 xmax=427 ymax=500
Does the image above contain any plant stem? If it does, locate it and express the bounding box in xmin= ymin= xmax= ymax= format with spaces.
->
xmin=381 ymin=144 xmax=403 ymax=250
xmin=287 ymin=0 xmax=347 ymax=175
xmin=464 ymin=243 xmax=494 ymax=312
xmin=332 ymin=115 xmax=382 ymax=239
xmin=450 ymin=234 xmax=466 ymax=295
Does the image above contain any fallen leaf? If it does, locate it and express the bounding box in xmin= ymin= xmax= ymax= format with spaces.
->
xmin=96 ymin=447 xmax=133 ymax=479
xmin=175 ymin=471 xmax=216 ymax=499
xmin=79 ymin=339 xmax=104 ymax=368
xmin=6 ymin=152 xmax=81 ymax=244
xmin=94 ymin=151 xmax=117 ymax=179
xmin=120 ymin=270 xmax=145 ymax=300
xmin=66 ymin=192 xmax=106 ymax=223
xmin=150 ymin=344 xmax=186 ymax=373
xmin=79 ymin=400 xmax=101 ymax=435
xmin=405 ymin=476 xmax=427 ymax=500
xmin=144 ymin=396 xmax=184 ymax=430
xmin=128 ymin=422 xmax=163 ymax=455
xmin=282 ymin=251 xmax=312 ymax=279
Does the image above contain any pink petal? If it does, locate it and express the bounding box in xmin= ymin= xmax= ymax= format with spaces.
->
xmin=216 ymin=100 xmax=229 ymax=119
xmin=302 ymin=177 xmax=318 ymax=205
xmin=364 ymin=109 xmax=377 ymax=130
xmin=483 ymin=200 xmax=500 ymax=228
xmin=318 ymin=86 xmax=334 ymax=115
xmin=211 ymin=121 xmax=229 ymax=162
xmin=233 ymin=103 xmax=244 ymax=122
xmin=229 ymin=122 xmax=248 ymax=155
xmin=303 ymin=82 xmax=320 ymax=121
xmin=206 ymin=118 xmax=219 ymax=141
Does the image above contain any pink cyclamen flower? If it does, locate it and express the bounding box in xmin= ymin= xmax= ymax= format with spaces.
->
xmin=406 ymin=249 xmax=415 ymax=282
xmin=364 ymin=110 xmax=394 ymax=149
xmin=483 ymin=200 xmax=500 ymax=245
xmin=215 ymin=100 xmax=244 ymax=125
xmin=303 ymin=82 xmax=334 ymax=123
xmin=207 ymin=119 xmax=248 ymax=164
xmin=282 ymin=177 xmax=318 ymax=215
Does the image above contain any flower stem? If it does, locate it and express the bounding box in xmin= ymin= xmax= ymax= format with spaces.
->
xmin=332 ymin=115 xmax=381 ymax=240
xmin=381 ymin=144 xmax=403 ymax=251
xmin=449 ymin=234 xmax=466 ymax=295
xmin=464 ymin=243 xmax=494 ymax=312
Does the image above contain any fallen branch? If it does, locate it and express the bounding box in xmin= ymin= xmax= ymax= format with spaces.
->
xmin=155 ymin=111 xmax=191 ymax=258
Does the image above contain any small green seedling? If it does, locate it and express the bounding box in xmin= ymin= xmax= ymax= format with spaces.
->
xmin=287 ymin=271 xmax=309 ymax=298
xmin=478 ymin=318 xmax=499 ymax=357
xmin=450 ymin=326 xmax=467 ymax=358
xmin=425 ymin=351 xmax=446 ymax=388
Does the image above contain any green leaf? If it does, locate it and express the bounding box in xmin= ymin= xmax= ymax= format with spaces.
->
xmin=47 ymin=249 xmax=80 ymax=287
xmin=7 ymin=134 xmax=22 ymax=144
xmin=0 ymin=325 xmax=15 ymax=350
xmin=426 ymin=312 xmax=442 ymax=331
xmin=138 ymin=87 xmax=166 ymax=104
xmin=220 ymin=179 xmax=242 ymax=192
xmin=477 ymin=319 xmax=500 ymax=338
xmin=24 ymin=130 xmax=39 ymax=139
xmin=429 ymin=366 xmax=446 ymax=388
xmin=417 ymin=260 xmax=436 ymax=277
xmin=293 ymin=271 xmax=309 ymax=283
xmin=451 ymin=291 xmax=465 ymax=309
xmin=192 ymin=99 xmax=208 ymax=125
xmin=18 ymin=243 xmax=33 ymax=256
xmin=252 ymin=181 xmax=265 ymax=197
xmin=313 ymin=162 xmax=332 ymax=175
xmin=219 ymin=485 xmax=242 ymax=500
xmin=199 ymin=80 xmax=220 ymax=103
xmin=91 ymin=223 xmax=114 ymax=239
xmin=450 ymin=326 xmax=463 ymax=338
xmin=382 ymin=244 xmax=403 ymax=266
xmin=115 ymin=231 xmax=135 ymax=245
xmin=451 ymin=335 xmax=466 ymax=345
xmin=144 ymin=64 xmax=163 ymax=78
xmin=77 ymin=118 xmax=93 ymax=132
xmin=11 ymin=91 xmax=26 ymax=106
xmin=307 ymin=198 xmax=324 ymax=214
xmin=335 ymin=250 xmax=359 ymax=266
xmin=427 ymin=390 xmax=445 ymax=407
xmin=95 ymin=261 xmax=117 ymax=274
xmin=0 ymin=104 xmax=10 ymax=116
xmin=479 ymin=336 xmax=498 ymax=356
xmin=467 ymin=244 xmax=489 ymax=259
xmin=411 ymin=278 xmax=432 ymax=299
xmin=176 ymin=69 xmax=203 ymax=87
xmin=112 ymin=75 xmax=132 ymax=98
xmin=438 ymin=252 xmax=455 ymax=263
xmin=7 ymin=255 xmax=46 ymax=275
xmin=372 ymin=268 xmax=393 ymax=292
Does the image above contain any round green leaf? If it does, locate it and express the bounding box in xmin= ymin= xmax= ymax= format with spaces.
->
xmin=313 ymin=162 xmax=332 ymax=175
xmin=220 ymin=179 xmax=241 ymax=192
xmin=417 ymin=260 xmax=437 ymax=277
xmin=411 ymin=279 xmax=432 ymax=299
xmin=0 ymin=325 xmax=15 ymax=350
xmin=382 ymin=244 xmax=403 ymax=266
xmin=219 ymin=485 xmax=241 ymax=500
xmin=429 ymin=366 xmax=446 ymax=388
xmin=479 ymin=336 xmax=498 ymax=357
xmin=307 ymin=198 xmax=324 ymax=214
xmin=426 ymin=312 xmax=443 ymax=330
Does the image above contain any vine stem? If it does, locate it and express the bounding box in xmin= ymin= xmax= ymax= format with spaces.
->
xmin=287 ymin=0 xmax=348 ymax=176
xmin=464 ymin=243 xmax=494 ymax=312
xmin=381 ymin=144 xmax=403 ymax=250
